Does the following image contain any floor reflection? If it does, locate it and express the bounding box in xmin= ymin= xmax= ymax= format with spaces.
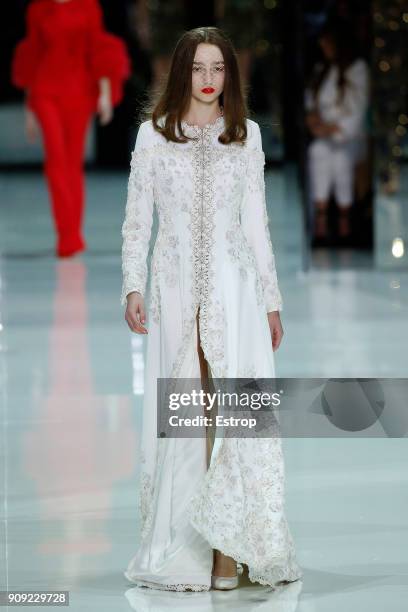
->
xmin=125 ymin=578 xmax=303 ymax=612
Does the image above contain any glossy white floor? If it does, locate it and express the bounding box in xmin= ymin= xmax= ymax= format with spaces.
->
xmin=1 ymin=167 xmax=407 ymax=611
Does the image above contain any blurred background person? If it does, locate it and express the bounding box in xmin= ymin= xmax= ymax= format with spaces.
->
xmin=11 ymin=0 xmax=130 ymax=257
xmin=305 ymin=18 xmax=369 ymax=244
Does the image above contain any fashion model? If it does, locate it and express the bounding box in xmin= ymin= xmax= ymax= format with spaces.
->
xmin=121 ymin=26 xmax=303 ymax=592
xmin=12 ymin=0 xmax=130 ymax=257
xmin=305 ymin=20 xmax=369 ymax=241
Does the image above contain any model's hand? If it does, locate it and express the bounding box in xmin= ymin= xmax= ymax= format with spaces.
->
xmin=305 ymin=111 xmax=321 ymax=133
xmin=267 ymin=311 xmax=283 ymax=351
xmin=125 ymin=292 xmax=148 ymax=334
xmin=315 ymin=122 xmax=341 ymax=137
xmin=97 ymin=90 xmax=113 ymax=126
xmin=25 ymin=107 xmax=39 ymax=143
xmin=97 ymin=78 xmax=113 ymax=126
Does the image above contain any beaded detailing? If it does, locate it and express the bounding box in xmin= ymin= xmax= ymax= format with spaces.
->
xmin=168 ymin=118 xmax=227 ymax=382
xmin=186 ymin=436 xmax=304 ymax=587
xmin=180 ymin=112 xmax=224 ymax=131
xmin=124 ymin=575 xmax=211 ymax=592
xmin=121 ymin=146 xmax=154 ymax=305
xmin=225 ymin=226 xmax=264 ymax=307
xmin=190 ymin=124 xmax=221 ymax=370
xmin=242 ymin=148 xmax=283 ymax=312
xmin=138 ymin=448 xmax=154 ymax=539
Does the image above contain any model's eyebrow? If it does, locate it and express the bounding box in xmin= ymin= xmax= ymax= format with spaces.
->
xmin=193 ymin=61 xmax=225 ymax=65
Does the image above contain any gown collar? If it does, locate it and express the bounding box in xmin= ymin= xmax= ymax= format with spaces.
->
xmin=180 ymin=113 xmax=224 ymax=133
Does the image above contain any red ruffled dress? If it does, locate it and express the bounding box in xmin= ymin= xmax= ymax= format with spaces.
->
xmin=12 ymin=0 xmax=130 ymax=110
xmin=11 ymin=0 xmax=131 ymax=255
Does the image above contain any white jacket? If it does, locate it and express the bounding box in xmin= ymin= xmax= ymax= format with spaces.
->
xmin=121 ymin=116 xmax=283 ymax=379
xmin=305 ymin=58 xmax=369 ymax=143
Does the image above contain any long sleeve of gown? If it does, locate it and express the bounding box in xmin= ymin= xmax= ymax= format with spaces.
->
xmin=240 ymin=122 xmax=283 ymax=313
xmin=87 ymin=0 xmax=130 ymax=106
xmin=121 ymin=122 xmax=155 ymax=306
xmin=11 ymin=3 xmax=42 ymax=90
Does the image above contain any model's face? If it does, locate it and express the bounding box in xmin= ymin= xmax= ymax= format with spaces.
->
xmin=191 ymin=43 xmax=225 ymax=104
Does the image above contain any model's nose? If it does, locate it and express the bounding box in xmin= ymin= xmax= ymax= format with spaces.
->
xmin=202 ymin=71 xmax=213 ymax=85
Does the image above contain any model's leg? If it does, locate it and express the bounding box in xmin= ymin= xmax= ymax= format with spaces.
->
xmin=195 ymin=308 xmax=238 ymax=579
xmin=308 ymin=139 xmax=333 ymax=238
xmin=196 ymin=307 xmax=216 ymax=468
xmin=30 ymin=96 xmax=77 ymax=252
xmin=314 ymin=199 xmax=329 ymax=238
xmin=332 ymin=145 xmax=354 ymax=238
xmin=212 ymin=549 xmax=238 ymax=578
xmin=63 ymin=96 xmax=94 ymax=252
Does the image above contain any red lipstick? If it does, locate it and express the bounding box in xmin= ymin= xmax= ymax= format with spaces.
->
xmin=201 ymin=87 xmax=215 ymax=94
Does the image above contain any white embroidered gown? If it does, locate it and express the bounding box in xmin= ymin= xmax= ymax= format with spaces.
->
xmin=121 ymin=115 xmax=303 ymax=591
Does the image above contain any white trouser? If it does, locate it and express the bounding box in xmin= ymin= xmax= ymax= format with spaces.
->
xmin=308 ymin=138 xmax=363 ymax=207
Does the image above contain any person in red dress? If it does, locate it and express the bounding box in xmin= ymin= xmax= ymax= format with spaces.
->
xmin=11 ymin=0 xmax=131 ymax=257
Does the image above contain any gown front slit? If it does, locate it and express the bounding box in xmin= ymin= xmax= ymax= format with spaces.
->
xmin=121 ymin=115 xmax=303 ymax=591
xmin=196 ymin=306 xmax=218 ymax=470
xmin=124 ymin=305 xmax=224 ymax=592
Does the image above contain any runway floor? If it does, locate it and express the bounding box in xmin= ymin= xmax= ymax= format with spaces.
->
xmin=1 ymin=168 xmax=407 ymax=611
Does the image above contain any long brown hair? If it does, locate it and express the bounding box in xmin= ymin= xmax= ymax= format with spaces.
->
xmin=310 ymin=19 xmax=359 ymax=105
xmin=142 ymin=27 xmax=248 ymax=145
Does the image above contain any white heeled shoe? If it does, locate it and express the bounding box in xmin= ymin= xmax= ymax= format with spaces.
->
xmin=211 ymin=574 xmax=239 ymax=590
